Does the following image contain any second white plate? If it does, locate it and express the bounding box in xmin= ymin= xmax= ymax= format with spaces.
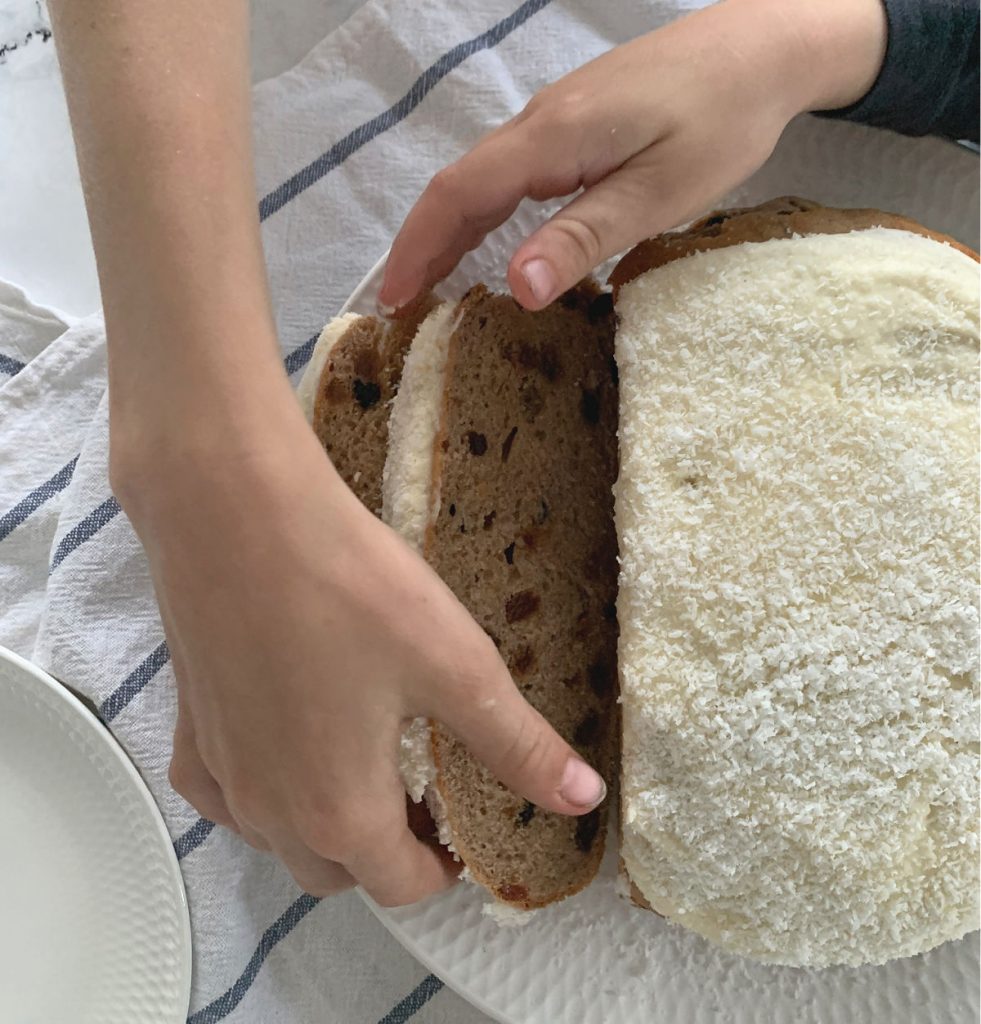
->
xmin=0 ymin=646 xmax=191 ymax=1024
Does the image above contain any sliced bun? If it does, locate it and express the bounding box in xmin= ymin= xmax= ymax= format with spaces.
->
xmin=385 ymin=284 xmax=620 ymax=909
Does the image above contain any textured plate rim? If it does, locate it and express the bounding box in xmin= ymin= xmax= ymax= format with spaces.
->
xmin=338 ymin=249 xmax=389 ymax=316
xmin=0 ymin=643 xmax=193 ymax=1022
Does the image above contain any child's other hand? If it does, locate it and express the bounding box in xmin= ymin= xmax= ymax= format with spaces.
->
xmin=379 ymin=0 xmax=886 ymax=311
xmin=117 ymin=411 xmax=606 ymax=906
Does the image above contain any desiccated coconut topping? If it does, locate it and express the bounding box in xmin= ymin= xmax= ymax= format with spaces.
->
xmin=616 ymin=228 xmax=980 ymax=968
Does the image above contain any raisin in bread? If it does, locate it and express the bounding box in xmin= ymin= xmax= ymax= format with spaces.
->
xmin=297 ymin=294 xmax=437 ymax=513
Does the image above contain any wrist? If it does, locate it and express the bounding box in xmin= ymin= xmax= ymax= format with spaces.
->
xmin=707 ymin=0 xmax=886 ymax=120
xmin=109 ymin=358 xmax=320 ymax=522
xmin=766 ymin=0 xmax=888 ymax=114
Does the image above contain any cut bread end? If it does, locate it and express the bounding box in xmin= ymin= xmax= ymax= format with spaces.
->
xmin=296 ymin=313 xmax=364 ymax=422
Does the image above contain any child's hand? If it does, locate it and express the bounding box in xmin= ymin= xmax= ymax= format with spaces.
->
xmin=118 ymin=415 xmax=606 ymax=905
xmin=379 ymin=0 xmax=886 ymax=311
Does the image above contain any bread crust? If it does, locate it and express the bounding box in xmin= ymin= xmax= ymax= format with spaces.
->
xmin=609 ymin=196 xmax=978 ymax=299
xmin=311 ymin=293 xmax=438 ymax=512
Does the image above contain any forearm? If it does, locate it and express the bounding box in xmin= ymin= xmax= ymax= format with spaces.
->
xmin=49 ymin=2 xmax=295 ymax=482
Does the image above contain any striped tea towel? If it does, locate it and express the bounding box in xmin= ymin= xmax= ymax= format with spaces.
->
xmin=0 ymin=1 xmax=709 ymax=1020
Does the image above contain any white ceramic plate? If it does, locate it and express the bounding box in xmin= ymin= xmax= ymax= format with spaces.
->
xmin=0 ymin=645 xmax=192 ymax=1024
xmin=345 ymin=117 xmax=980 ymax=1024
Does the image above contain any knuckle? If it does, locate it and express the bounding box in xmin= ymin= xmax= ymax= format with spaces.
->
xmin=434 ymin=670 xmax=497 ymax=724
xmin=239 ymin=830 xmax=268 ymax=852
xmin=373 ymin=885 xmax=423 ymax=910
xmin=225 ymin=779 xmax=273 ymax=830
xmin=519 ymin=90 xmax=543 ymax=119
xmin=549 ymin=92 xmax=587 ymax=133
xmin=167 ymin=754 xmax=194 ymax=798
xmin=500 ymin=715 xmax=552 ymax=779
xmin=299 ymin=806 xmax=364 ymax=863
xmin=428 ymin=164 xmax=463 ymax=204
xmin=550 ymin=215 xmax=604 ymax=270
xmin=445 ymin=631 xmax=503 ymax=687
xmin=292 ymin=869 xmax=350 ymax=900
xmin=525 ymin=91 xmax=589 ymax=149
xmin=521 ymin=81 xmax=563 ymax=120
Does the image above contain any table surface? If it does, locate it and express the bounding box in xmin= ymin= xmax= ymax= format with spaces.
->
xmin=0 ymin=0 xmax=368 ymax=318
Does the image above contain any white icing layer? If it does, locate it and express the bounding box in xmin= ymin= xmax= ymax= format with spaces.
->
xmin=399 ymin=717 xmax=436 ymax=805
xmin=383 ymin=301 xmax=459 ymax=813
xmin=383 ymin=301 xmax=457 ymax=550
xmin=616 ymin=229 xmax=980 ymax=967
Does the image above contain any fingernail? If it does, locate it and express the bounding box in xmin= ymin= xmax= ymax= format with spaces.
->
xmin=559 ymin=757 xmax=606 ymax=809
xmin=520 ymin=258 xmax=558 ymax=306
xmin=376 ymin=299 xmax=398 ymax=319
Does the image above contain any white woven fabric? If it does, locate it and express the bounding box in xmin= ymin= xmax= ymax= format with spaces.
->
xmin=0 ymin=2 xmax=710 ymax=1019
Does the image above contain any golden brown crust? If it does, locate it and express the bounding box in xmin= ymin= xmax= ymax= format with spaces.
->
xmin=609 ymin=196 xmax=979 ymax=296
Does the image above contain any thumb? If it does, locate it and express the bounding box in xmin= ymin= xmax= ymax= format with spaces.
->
xmin=507 ymin=152 xmax=681 ymax=310
xmin=435 ymin=667 xmax=608 ymax=817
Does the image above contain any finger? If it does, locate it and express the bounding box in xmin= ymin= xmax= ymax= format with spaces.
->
xmin=352 ymin=829 xmax=459 ymax=909
xmin=237 ymin=822 xmax=272 ymax=852
xmin=163 ymin=614 xmax=256 ymax=841
xmin=436 ymin=664 xmax=607 ymax=817
xmin=269 ymin=833 xmax=356 ymax=898
xmin=506 ymin=142 xmax=715 ymax=309
xmin=169 ymin=714 xmax=240 ymax=833
xmin=341 ymin=782 xmax=458 ymax=907
xmin=379 ymin=123 xmax=583 ymax=310
xmin=167 ymin=637 xmax=241 ymax=834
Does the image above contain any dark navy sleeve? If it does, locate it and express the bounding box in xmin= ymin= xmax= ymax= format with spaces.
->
xmin=819 ymin=0 xmax=979 ymax=142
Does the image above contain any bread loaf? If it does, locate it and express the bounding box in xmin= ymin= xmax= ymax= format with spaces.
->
xmin=614 ymin=199 xmax=980 ymax=966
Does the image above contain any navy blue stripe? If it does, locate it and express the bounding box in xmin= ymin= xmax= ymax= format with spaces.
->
xmin=50 ymin=496 xmax=122 ymax=572
xmin=0 ymin=457 xmax=77 ymax=543
xmin=99 ymin=640 xmax=170 ymax=722
xmin=284 ymin=332 xmax=319 ymax=377
xmin=0 ymin=352 xmax=26 ymax=376
xmin=258 ymin=0 xmax=554 ymax=221
xmin=377 ymin=975 xmax=445 ymax=1024
xmin=186 ymin=895 xmax=321 ymax=1024
xmin=174 ymin=817 xmax=215 ymax=861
